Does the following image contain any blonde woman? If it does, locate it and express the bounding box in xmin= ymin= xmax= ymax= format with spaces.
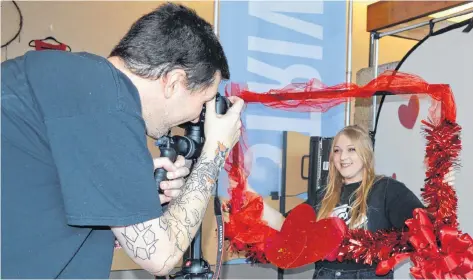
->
xmin=245 ymin=125 xmax=455 ymax=279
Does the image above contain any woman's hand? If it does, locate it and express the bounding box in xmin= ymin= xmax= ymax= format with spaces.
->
xmin=443 ymin=166 xmax=455 ymax=186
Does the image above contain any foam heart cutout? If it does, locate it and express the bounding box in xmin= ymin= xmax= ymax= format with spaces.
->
xmin=398 ymin=95 xmax=420 ymax=129
xmin=264 ymin=203 xmax=347 ymax=269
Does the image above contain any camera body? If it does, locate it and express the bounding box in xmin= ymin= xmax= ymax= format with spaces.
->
xmin=154 ymin=92 xmax=230 ymax=166
xmin=175 ymin=92 xmax=231 ymax=159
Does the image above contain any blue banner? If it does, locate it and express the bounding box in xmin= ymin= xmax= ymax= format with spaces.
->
xmin=217 ymin=0 xmax=347 ymax=198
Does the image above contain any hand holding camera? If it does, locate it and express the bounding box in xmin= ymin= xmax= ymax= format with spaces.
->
xmin=154 ymin=93 xmax=244 ymax=195
xmin=202 ymin=95 xmax=244 ymax=156
xmin=153 ymin=155 xmax=192 ymax=204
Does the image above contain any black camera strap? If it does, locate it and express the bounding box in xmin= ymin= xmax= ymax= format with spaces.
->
xmin=213 ymin=187 xmax=224 ymax=279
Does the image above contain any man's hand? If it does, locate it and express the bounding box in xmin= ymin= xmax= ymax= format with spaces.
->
xmin=202 ymin=96 xmax=244 ymax=153
xmin=153 ymin=155 xmax=192 ymax=204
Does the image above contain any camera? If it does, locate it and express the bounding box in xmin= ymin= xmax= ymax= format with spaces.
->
xmin=154 ymin=93 xmax=231 ymax=188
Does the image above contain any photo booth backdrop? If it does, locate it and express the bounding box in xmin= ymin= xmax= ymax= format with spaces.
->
xmin=371 ymin=20 xmax=473 ymax=279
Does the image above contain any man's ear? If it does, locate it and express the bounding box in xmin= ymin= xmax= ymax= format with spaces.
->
xmin=163 ymin=69 xmax=187 ymax=99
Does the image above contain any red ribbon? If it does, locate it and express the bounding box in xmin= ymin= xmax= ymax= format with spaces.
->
xmin=376 ymin=208 xmax=473 ymax=278
xmin=224 ymin=191 xmax=278 ymax=263
xmin=227 ymin=70 xmax=456 ymax=122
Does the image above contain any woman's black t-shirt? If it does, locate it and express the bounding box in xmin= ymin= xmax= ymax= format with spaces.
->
xmin=302 ymin=176 xmax=425 ymax=270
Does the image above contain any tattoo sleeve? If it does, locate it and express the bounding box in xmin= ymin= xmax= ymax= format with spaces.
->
xmin=113 ymin=141 xmax=229 ymax=275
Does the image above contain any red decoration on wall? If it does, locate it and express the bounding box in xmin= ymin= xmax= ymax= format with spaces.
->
xmin=398 ymin=95 xmax=420 ymax=129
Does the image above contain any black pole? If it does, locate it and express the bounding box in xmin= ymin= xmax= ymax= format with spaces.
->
xmin=277 ymin=131 xmax=288 ymax=279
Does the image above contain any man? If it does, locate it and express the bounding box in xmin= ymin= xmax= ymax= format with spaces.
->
xmin=1 ymin=3 xmax=244 ymax=278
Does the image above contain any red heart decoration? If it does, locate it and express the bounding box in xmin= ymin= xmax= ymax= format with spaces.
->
xmin=398 ymin=95 xmax=420 ymax=129
xmin=264 ymin=203 xmax=347 ymax=269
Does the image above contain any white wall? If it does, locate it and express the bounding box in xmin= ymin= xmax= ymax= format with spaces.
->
xmin=1 ymin=1 xmax=214 ymax=61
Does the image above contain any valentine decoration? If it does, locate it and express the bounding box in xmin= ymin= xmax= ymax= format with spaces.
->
xmin=398 ymin=95 xmax=420 ymax=129
xmin=221 ymin=70 xmax=471 ymax=278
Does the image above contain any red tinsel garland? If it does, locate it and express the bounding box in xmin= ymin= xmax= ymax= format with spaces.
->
xmin=221 ymin=70 xmax=472 ymax=278
xmin=333 ymin=228 xmax=411 ymax=266
xmin=421 ymin=119 xmax=462 ymax=230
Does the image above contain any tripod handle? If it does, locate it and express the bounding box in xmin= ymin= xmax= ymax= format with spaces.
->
xmin=155 ymin=146 xmax=178 ymax=194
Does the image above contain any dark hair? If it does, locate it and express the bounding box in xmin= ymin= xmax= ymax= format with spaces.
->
xmin=110 ymin=2 xmax=230 ymax=90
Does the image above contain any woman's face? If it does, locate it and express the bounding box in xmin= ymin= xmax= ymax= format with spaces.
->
xmin=333 ymin=134 xmax=364 ymax=184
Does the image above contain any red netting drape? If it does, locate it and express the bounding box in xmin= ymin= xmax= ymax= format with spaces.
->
xmin=220 ymin=70 xmax=471 ymax=279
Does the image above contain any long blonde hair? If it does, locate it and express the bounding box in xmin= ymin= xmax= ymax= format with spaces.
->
xmin=317 ymin=125 xmax=379 ymax=229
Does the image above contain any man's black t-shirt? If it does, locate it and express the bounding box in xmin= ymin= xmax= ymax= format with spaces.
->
xmin=1 ymin=50 xmax=163 ymax=278
xmin=305 ymin=176 xmax=424 ymax=270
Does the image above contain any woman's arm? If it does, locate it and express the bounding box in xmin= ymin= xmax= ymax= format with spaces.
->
xmin=246 ymin=185 xmax=286 ymax=231
xmin=224 ymin=184 xmax=286 ymax=231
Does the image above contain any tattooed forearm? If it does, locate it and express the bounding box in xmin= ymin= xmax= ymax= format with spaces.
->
xmin=159 ymin=216 xmax=172 ymax=241
xmin=163 ymin=141 xmax=229 ymax=242
xmin=166 ymin=156 xmax=223 ymax=223
xmin=121 ymin=223 xmax=159 ymax=260
xmin=113 ymin=141 xmax=229 ymax=276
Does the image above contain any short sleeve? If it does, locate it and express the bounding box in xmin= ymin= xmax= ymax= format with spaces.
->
xmin=45 ymin=110 xmax=163 ymax=227
xmin=385 ymin=179 xmax=425 ymax=229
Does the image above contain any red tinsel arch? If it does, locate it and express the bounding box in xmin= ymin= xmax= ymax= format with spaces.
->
xmin=221 ymin=70 xmax=472 ymax=279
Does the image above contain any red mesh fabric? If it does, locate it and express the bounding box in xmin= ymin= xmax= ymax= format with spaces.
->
xmin=225 ymin=70 xmax=455 ymax=120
